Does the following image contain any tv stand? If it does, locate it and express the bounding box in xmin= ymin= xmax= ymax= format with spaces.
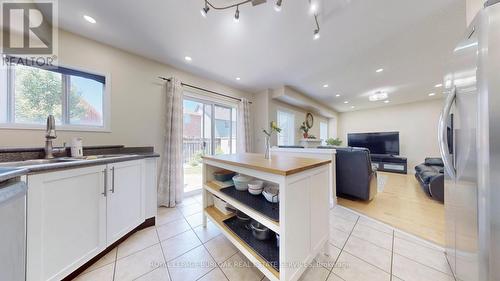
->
xmin=371 ymin=154 xmax=407 ymax=174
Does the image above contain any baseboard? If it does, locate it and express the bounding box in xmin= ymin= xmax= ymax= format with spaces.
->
xmin=62 ymin=217 xmax=156 ymax=281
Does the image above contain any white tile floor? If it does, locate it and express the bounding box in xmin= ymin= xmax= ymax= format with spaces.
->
xmin=73 ymin=194 xmax=455 ymax=281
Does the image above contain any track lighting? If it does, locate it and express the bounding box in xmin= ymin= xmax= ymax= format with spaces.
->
xmin=313 ymin=29 xmax=320 ymax=40
xmin=234 ymin=6 xmax=240 ymax=22
xmin=200 ymin=1 xmax=209 ymax=17
xmin=199 ymin=0 xmax=322 ymax=40
xmin=313 ymin=14 xmax=320 ymax=40
xmin=274 ymin=0 xmax=283 ymax=12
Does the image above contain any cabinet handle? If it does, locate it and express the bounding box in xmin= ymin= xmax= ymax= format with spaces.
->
xmin=102 ymin=168 xmax=107 ymax=197
xmin=111 ymin=167 xmax=115 ymax=193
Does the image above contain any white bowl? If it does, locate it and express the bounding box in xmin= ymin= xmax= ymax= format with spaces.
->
xmin=263 ymin=185 xmax=279 ymax=203
xmin=248 ymin=180 xmax=264 ymax=190
xmin=233 ymin=174 xmax=252 ymax=191
xmin=248 ymin=188 xmax=263 ymax=195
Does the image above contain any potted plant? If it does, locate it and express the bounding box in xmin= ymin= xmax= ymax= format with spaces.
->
xmin=262 ymin=121 xmax=282 ymax=159
xmin=299 ymin=122 xmax=310 ymax=138
xmin=326 ymin=138 xmax=343 ymax=146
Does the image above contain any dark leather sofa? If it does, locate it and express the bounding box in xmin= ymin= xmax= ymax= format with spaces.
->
xmin=335 ymin=147 xmax=378 ymax=201
xmin=414 ymin=158 xmax=444 ymax=203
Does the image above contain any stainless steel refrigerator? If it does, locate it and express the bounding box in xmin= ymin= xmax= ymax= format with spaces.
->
xmin=439 ymin=1 xmax=500 ymax=280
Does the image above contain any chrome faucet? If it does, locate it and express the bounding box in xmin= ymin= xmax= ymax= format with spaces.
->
xmin=44 ymin=115 xmax=65 ymax=159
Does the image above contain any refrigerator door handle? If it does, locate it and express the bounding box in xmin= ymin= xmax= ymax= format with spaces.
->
xmin=438 ymin=87 xmax=457 ymax=180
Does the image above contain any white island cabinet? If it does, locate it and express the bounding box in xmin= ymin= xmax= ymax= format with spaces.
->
xmin=202 ymin=153 xmax=331 ymax=281
xmin=26 ymin=158 xmax=157 ymax=281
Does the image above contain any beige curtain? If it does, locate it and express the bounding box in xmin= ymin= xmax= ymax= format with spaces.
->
xmin=158 ymin=78 xmax=184 ymax=207
xmin=238 ymin=98 xmax=252 ymax=153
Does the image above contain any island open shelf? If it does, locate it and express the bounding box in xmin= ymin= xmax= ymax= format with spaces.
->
xmin=202 ymin=153 xmax=331 ymax=281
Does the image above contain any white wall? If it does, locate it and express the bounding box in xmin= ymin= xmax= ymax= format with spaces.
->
xmin=338 ymin=99 xmax=444 ymax=169
xmin=252 ymin=89 xmax=333 ymax=153
xmin=0 ymin=30 xmax=254 ymax=154
xmin=466 ymin=0 xmax=484 ymax=25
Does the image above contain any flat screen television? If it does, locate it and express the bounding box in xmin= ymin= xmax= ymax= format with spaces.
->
xmin=347 ymin=132 xmax=400 ymax=155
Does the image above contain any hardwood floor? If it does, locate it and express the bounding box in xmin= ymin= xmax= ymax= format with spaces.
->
xmin=337 ymin=172 xmax=445 ymax=246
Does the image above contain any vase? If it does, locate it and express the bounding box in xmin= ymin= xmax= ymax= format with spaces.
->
xmin=264 ymin=136 xmax=271 ymax=159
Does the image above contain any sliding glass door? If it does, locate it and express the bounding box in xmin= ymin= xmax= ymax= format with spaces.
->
xmin=183 ymin=97 xmax=237 ymax=193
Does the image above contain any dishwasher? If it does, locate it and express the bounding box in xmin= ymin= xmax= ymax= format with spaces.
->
xmin=0 ymin=176 xmax=27 ymax=281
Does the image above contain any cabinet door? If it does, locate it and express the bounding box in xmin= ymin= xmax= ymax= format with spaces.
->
xmin=27 ymin=166 xmax=107 ymax=281
xmin=107 ymin=160 xmax=144 ymax=245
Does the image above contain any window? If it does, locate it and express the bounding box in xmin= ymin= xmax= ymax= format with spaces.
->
xmin=320 ymin=121 xmax=328 ymax=145
xmin=0 ymin=61 xmax=107 ymax=130
xmin=277 ymin=110 xmax=295 ymax=146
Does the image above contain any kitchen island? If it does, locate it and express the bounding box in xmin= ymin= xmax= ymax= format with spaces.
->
xmin=201 ymin=153 xmax=331 ymax=281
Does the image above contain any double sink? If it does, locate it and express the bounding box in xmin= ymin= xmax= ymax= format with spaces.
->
xmin=0 ymin=154 xmax=136 ymax=168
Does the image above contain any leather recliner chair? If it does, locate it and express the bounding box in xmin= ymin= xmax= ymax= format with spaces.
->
xmin=414 ymin=158 xmax=444 ymax=203
xmin=335 ymin=147 xmax=378 ymax=201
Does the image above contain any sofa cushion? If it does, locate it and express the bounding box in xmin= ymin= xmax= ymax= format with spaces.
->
xmin=425 ymin=157 xmax=444 ymax=166
xmin=420 ymin=170 xmax=437 ymax=185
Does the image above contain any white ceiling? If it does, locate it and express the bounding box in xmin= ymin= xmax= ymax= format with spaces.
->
xmin=55 ymin=0 xmax=466 ymax=112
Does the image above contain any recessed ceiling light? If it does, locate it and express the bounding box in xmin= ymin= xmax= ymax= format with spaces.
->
xmin=369 ymin=91 xmax=388 ymax=101
xmin=350 ymin=106 xmax=355 ymax=109
xmin=384 ymin=100 xmax=390 ymax=104
xmin=184 ymin=56 xmax=192 ymax=62
xmin=323 ymin=84 xmax=329 ymax=88
xmin=335 ymin=94 xmax=341 ymax=97
xmin=376 ymin=68 xmax=384 ymax=73
xmin=83 ymin=15 xmax=96 ymax=24
xmin=435 ymin=83 xmax=443 ymax=88
xmin=344 ymin=101 xmax=349 ymax=104
xmin=429 ymin=93 xmax=436 ymax=96
xmin=236 ymin=77 xmax=241 ymax=81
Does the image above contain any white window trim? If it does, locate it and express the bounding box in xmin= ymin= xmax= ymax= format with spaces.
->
xmin=277 ymin=108 xmax=295 ymax=146
xmin=0 ymin=64 xmax=111 ymax=132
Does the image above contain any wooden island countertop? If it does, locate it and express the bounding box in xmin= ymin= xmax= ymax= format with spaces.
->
xmin=202 ymin=153 xmax=331 ymax=176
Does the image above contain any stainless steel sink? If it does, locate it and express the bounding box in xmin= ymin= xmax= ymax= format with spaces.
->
xmin=0 ymin=158 xmax=79 ymax=168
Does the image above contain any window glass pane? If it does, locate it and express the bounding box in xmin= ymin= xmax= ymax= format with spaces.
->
xmin=69 ymin=76 xmax=104 ymax=126
xmin=183 ymin=99 xmax=205 ymax=193
xmin=320 ymin=121 xmax=328 ymax=145
xmin=0 ymin=67 xmax=7 ymax=123
xmin=277 ymin=110 xmax=295 ymax=146
xmin=231 ymin=108 xmax=237 ymax=154
xmin=14 ymin=65 xmax=62 ymax=124
xmin=215 ymin=105 xmax=231 ymax=155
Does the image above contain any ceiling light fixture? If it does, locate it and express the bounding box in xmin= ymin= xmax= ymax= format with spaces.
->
xmin=200 ymin=1 xmax=210 ymax=17
xmin=376 ymin=68 xmax=384 ymax=73
xmin=83 ymin=15 xmax=96 ymax=24
xmin=234 ymin=5 xmax=240 ymax=22
xmin=344 ymin=101 xmax=349 ymax=104
xmin=274 ymin=0 xmax=282 ymax=12
xmin=313 ymin=14 xmax=320 ymax=40
xmin=384 ymin=100 xmax=390 ymax=104
xmin=199 ymin=1 xmax=321 ymax=40
xmin=335 ymin=94 xmax=341 ymax=97
xmin=184 ymin=56 xmax=192 ymax=62
xmin=323 ymin=84 xmax=329 ymax=88
xmin=351 ymin=106 xmax=355 ymax=109
xmin=429 ymin=93 xmax=436 ymax=96
xmin=236 ymin=77 xmax=241 ymax=81
xmin=369 ymin=91 xmax=388 ymax=101
xmin=435 ymin=83 xmax=443 ymax=88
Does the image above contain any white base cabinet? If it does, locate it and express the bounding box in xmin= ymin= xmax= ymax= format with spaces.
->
xmin=26 ymin=159 xmax=155 ymax=281
xmin=106 ymin=160 xmax=144 ymax=245
xmin=27 ymin=165 xmax=108 ymax=281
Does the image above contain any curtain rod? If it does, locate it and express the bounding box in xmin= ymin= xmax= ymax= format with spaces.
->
xmin=158 ymin=76 xmax=252 ymax=104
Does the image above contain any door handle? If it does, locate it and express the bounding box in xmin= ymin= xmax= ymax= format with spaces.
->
xmin=438 ymin=87 xmax=456 ymax=180
xmin=110 ymin=167 xmax=115 ymax=193
xmin=102 ymin=168 xmax=107 ymax=197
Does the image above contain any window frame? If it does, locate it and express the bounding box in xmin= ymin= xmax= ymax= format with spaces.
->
xmin=277 ymin=108 xmax=295 ymax=146
xmin=0 ymin=63 xmax=111 ymax=132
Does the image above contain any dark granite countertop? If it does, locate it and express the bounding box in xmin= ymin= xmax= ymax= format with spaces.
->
xmin=0 ymin=146 xmax=159 ymax=183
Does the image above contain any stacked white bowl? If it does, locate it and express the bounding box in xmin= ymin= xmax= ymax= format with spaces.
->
xmin=247 ymin=180 xmax=264 ymax=195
